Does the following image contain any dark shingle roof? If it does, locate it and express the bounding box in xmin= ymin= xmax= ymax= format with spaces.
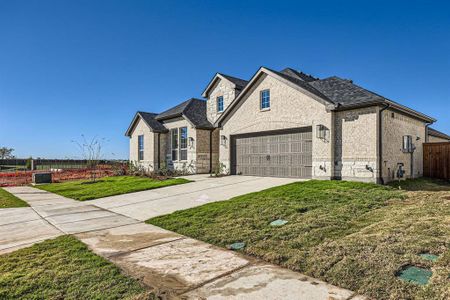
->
xmin=428 ymin=128 xmax=450 ymax=140
xmin=125 ymin=111 xmax=168 ymax=136
xmin=138 ymin=112 xmax=168 ymax=132
xmin=280 ymin=68 xmax=318 ymax=82
xmin=156 ymin=98 xmax=214 ymax=129
xmin=219 ymin=73 xmax=248 ymax=90
xmin=182 ymin=99 xmax=214 ymax=129
xmin=308 ymin=76 xmax=386 ymax=107
xmin=266 ymin=67 xmax=334 ymax=104
xmin=156 ymin=99 xmax=192 ymax=120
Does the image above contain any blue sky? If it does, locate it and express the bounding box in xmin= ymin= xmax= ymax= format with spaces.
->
xmin=1 ymin=0 xmax=449 ymax=159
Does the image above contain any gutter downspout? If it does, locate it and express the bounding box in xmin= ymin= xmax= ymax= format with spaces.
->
xmin=425 ymin=122 xmax=433 ymax=143
xmin=378 ymin=103 xmax=390 ymax=184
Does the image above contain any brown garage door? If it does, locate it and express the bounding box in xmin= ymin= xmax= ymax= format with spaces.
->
xmin=231 ymin=127 xmax=312 ymax=178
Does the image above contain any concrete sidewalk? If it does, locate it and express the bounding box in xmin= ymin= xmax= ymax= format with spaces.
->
xmin=2 ymin=177 xmax=367 ymax=299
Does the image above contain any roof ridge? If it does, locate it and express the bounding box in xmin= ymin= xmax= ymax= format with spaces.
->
xmin=183 ymin=98 xmax=198 ymax=113
xmin=137 ymin=111 xmax=158 ymax=116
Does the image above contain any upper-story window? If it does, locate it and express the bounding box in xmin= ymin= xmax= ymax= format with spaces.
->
xmin=138 ymin=135 xmax=144 ymax=161
xmin=260 ymin=89 xmax=270 ymax=110
xmin=217 ymin=96 xmax=224 ymax=112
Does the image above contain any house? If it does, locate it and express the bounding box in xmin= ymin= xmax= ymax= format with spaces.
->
xmin=427 ymin=127 xmax=450 ymax=143
xmin=126 ymin=66 xmax=441 ymax=183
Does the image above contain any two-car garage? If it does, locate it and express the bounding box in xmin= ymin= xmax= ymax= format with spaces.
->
xmin=230 ymin=127 xmax=313 ymax=178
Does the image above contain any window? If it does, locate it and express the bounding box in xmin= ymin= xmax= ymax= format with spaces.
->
xmin=180 ymin=127 xmax=188 ymax=160
xmin=171 ymin=129 xmax=178 ymax=161
xmin=138 ymin=135 xmax=144 ymax=161
xmin=402 ymin=135 xmax=413 ymax=153
xmin=260 ymin=89 xmax=270 ymax=110
xmin=217 ymin=96 xmax=224 ymax=112
xmin=171 ymin=127 xmax=188 ymax=161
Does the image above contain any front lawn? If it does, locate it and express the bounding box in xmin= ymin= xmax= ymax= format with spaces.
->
xmin=0 ymin=235 xmax=153 ymax=299
xmin=148 ymin=180 xmax=450 ymax=300
xmin=36 ymin=176 xmax=190 ymax=201
xmin=389 ymin=177 xmax=450 ymax=191
xmin=0 ymin=187 xmax=28 ymax=208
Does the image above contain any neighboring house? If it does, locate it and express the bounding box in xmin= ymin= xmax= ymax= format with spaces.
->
xmin=126 ymin=66 xmax=440 ymax=183
xmin=427 ymin=127 xmax=450 ymax=143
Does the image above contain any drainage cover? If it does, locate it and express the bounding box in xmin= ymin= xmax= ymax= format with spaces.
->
xmin=270 ymin=219 xmax=288 ymax=226
xmin=419 ymin=253 xmax=439 ymax=262
xmin=397 ymin=266 xmax=432 ymax=285
xmin=228 ymin=242 xmax=246 ymax=250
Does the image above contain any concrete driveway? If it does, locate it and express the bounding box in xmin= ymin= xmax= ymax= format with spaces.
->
xmin=90 ymin=175 xmax=302 ymax=220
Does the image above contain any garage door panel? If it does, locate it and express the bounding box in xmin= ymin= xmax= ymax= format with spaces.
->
xmin=232 ymin=127 xmax=312 ymax=179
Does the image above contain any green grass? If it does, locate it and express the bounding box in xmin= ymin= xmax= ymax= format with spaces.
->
xmin=0 ymin=235 xmax=153 ymax=300
xmin=36 ymin=176 xmax=190 ymax=201
xmin=389 ymin=177 xmax=450 ymax=191
xmin=0 ymin=188 xmax=28 ymax=208
xmin=148 ymin=179 xmax=450 ymax=300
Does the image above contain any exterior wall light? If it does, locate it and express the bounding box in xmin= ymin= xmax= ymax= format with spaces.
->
xmin=220 ymin=135 xmax=227 ymax=146
xmin=188 ymin=137 xmax=195 ymax=147
xmin=316 ymin=124 xmax=327 ymax=140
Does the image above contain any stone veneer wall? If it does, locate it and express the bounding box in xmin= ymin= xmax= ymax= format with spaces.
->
xmin=162 ymin=118 xmax=197 ymax=173
xmin=129 ymin=117 xmax=156 ymax=170
xmin=381 ymin=108 xmax=426 ymax=182
xmin=218 ymin=73 xmax=333 ymax=179
xmin=195 ymin=129 xmax=219 ymax=174
xmin=207 ymin=78 xmax=238 ymax=124
xmin=334 ymin=107 xmax=378 ymax=182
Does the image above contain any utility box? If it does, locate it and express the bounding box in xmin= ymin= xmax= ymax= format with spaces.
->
xmin=32 ymin=173 xmax=52 ymax=184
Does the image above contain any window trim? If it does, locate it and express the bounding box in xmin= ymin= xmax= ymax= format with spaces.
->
xmin=217 ymin=96 xmax=224 ymax=113
xmin=179 ymin=127 xmax=188 ymax=161
xmin=137 ymin=135 xmax=144 ymax=161
xmin=260 ymin=89 xmax=270 ymax=110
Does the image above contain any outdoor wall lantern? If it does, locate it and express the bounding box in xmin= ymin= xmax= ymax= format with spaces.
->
xmin=188 ymin=137 xmax=195 ymax=147
xmin=220 ymin=135 xmax=227 ymax=146
xmin=316 ymin=124 xmax=328 ymax=140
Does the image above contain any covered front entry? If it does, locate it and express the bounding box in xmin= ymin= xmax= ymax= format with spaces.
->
xmin=230 ymin=127 xmax=312 ymax=178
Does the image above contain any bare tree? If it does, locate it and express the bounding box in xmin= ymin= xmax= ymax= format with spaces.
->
xmin=71 ymin=135 xmax=105 ymax=182
xmin=0 ymin=147 xmax=15 ymax=159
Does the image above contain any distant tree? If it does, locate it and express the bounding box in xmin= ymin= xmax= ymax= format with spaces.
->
xmin=72 ymin=135 xmax=106 ymax=182
xmin=0 ymin=147 xmax=15 ymax=159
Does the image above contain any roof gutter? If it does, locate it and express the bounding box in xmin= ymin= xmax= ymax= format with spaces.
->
xmin=378 ymin=103 xmax=390 ymax=184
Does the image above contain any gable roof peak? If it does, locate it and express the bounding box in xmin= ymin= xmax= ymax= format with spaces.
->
xmin=202 ymin=72 xmax=249 ymax=97
xmin=280 ymin=67 xmax=319 ymax=82
xmin=155 ymin=98 xmax=213 ymax=129
xmin=125 ymin=111 xmax=168 ymax=136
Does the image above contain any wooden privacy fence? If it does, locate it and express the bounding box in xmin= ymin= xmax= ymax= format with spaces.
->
xmin=423 ymin=142 xmax=450 ymax=180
